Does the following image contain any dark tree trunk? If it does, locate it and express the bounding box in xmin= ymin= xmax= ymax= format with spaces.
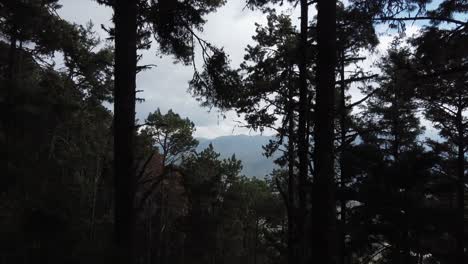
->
xmin=456 ymin=106 xmax=465 ymax=264
xmin=297 ymin=1 xmax=309 ymax=262
xmin=7 ymin=31 xmax=16 ymax=82
xmin=4 ymin=30 xmax=16 ymax=173
xmin=287 ymin=67 xmax=297 ymax=264
xmin=402 ymin=191 xmax=410 ymax=264
xmin=254 ymin=218 xmax=258 ymax=264
xmin=312 ymin=0 xmax=338 ymax=263
xmin=113 ymin=0 xmax=138 ymax=263
xmin=90 ymin=158 xmax=102 ymax=241
xmin=338 ymin=50 xmax=347 ymax=264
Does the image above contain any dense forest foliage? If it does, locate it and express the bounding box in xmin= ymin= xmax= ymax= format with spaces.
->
xmin=1 ymin=0 xmax=466 ymax=264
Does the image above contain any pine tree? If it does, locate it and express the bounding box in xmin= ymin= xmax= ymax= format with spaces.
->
xmin=334 ymin=5 xmax=379 ymax=264
xmin=141 ymin=109 xmax=198 ymax=166
xmin=360 ymin=44 xmax=425 ymax=264
xmin=413 ymin=27 xmax=468 ymax=264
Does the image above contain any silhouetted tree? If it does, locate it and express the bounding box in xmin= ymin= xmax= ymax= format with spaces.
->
xmin=413 ymin=27 xmax=468 ymax=263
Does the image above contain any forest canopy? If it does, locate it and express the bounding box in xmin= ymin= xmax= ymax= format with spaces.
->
xmin=1 ymin=0 xmax=466 ymax=264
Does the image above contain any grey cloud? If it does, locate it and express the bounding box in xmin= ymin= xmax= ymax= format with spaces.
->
xmin=58 ymin=0 xmax=112 ymax=38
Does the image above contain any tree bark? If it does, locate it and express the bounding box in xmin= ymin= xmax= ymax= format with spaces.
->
xmin=113 ymin=0 xmax=137 ymax=263
xmin=312 ymin=0 xmax=338 ymax=263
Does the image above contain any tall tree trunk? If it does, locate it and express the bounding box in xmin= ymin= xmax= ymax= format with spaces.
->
xmin=338 ymin=49 xmax=347 ymax=264
xmin=312 ymin=0 xmax=338 ymax=263
xmin=5 ymin=28 xmax=17 ymax=178
xmin=113 ymin=0 xmax=137 ymax=263
xmin=287 ymin=67 xmax=297 ymax=264
xmin=390 ymin=76 xmax=409 ymax=264
xmin=297 ymin=0 xmax=309 ymax=262
xmin=456 ymin=106 xmax=465 ymax=264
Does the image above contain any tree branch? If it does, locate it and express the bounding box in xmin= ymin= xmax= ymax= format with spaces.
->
xmin=347 ymin=88 xmax=379 ymax=109
xmin=374 ymin=16 xmax=467 ymax=25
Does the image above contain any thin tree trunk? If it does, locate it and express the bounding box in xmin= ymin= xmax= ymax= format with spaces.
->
xmin=254 ymin=218 xmax=258 ymax=264
xmin=159 ymin=186 xmax=166 ymax=264
xmin=287 ymin=67 xmax=297 ymax=264
xmin=456 ymin=106 xmax=465 ymax=264
xmin=5 ymin=28 xmax=17 ymax=178
xmin=297 ymin=1 xmax=309 ymax=262
xmin=339 ymin=49 xmax=347 ymax=264
xmin=113 ymin=0 xmax=137 ymax=263
xmin=402 ymin=189 xmax=410 ymax=264
xmin=312 ymin=0 xmax=338 ymax=263
xmin=147 ymin=215 xmax=152 ymax=264
xmin=90 ymin=158 xmax=101 ymax=241
xmin=7 ymin=30 xmax=16 ymax=82
xmin=390 ymin=75 xmax=409 ymax=264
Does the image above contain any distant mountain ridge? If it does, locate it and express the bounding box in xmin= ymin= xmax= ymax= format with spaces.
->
xmin=196 ymin=135 xmax=278 ymax=178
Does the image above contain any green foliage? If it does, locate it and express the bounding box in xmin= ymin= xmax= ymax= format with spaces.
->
xmin=190 ymin=49 xmax=242 ymax=111
xmin=190 ymin=10 xmax=299 ymax=120
xmin=0 ymin=2 xmax=115 ymax=262
xmin=141 ymin=109 xmax=198 ymax=165
xmin=412 ymin=27 xmax=468 ymax=146
xmin=145 ymin=0 xmax=226 ymax=63
xmin=96 ymin=0 xmax=226 ymax=64
xmin=180 ymin=144 xmax=285 ymax=264
xmin=1 ymin=0 xmax=467 ymax=263
xmin=361 ymin=45 xmax=424 ymax=158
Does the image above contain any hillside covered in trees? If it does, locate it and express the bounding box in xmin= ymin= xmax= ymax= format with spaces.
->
xmin=1 ymin=0 xmax=467 ymax=264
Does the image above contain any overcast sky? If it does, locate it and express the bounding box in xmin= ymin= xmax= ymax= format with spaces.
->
xmin=56 ymin=0 xmax=421 ymax=139
xmin=58 ymin=0 xmax=277 ymax=138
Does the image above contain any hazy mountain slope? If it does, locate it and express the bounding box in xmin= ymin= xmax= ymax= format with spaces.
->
xmin=196 ymin=135 xmax=278 ymax=178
